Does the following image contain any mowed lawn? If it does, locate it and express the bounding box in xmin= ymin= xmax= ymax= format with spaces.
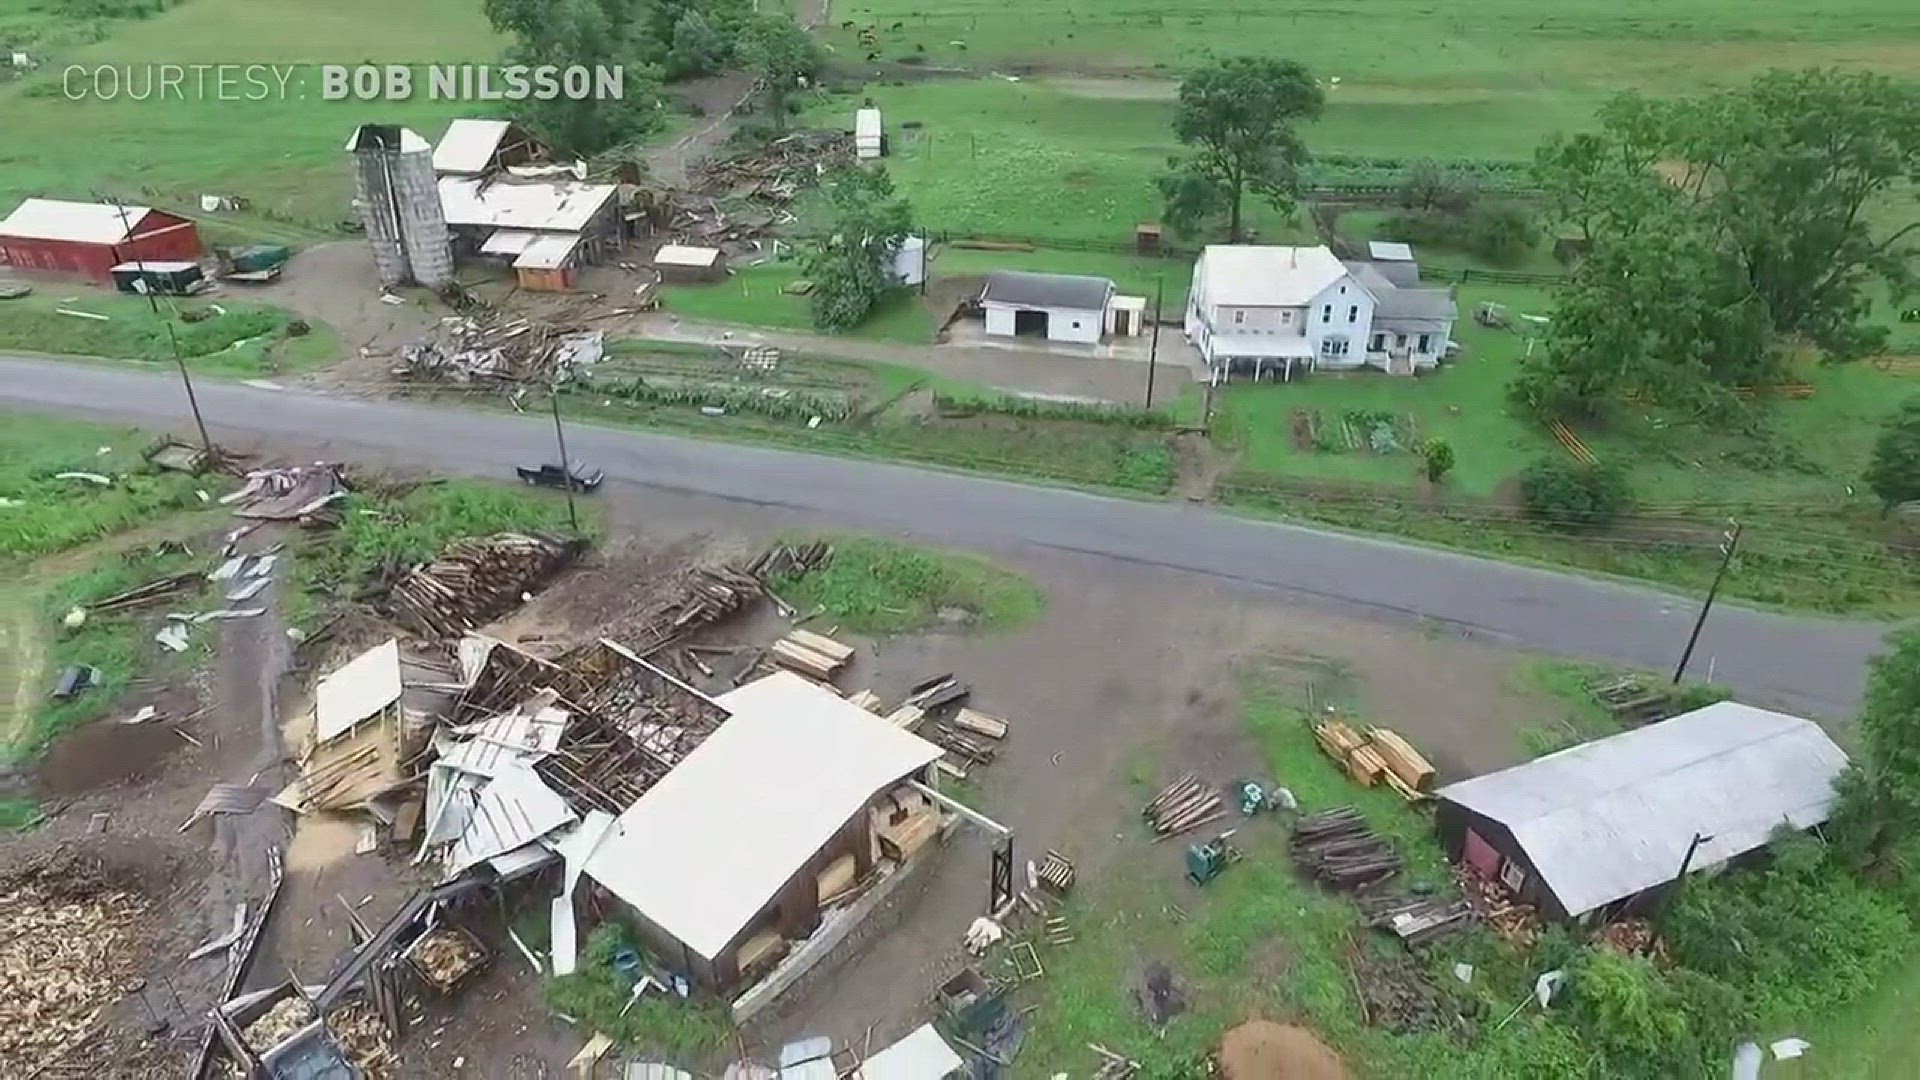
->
xmin=0 ymin=0 xmax=504 ymax=233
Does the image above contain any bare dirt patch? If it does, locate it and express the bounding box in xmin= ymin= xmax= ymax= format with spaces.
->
xmin=1218 ymin=1020 xmax=1350 ymax=1080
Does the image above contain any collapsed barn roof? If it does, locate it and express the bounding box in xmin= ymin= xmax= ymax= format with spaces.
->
xmin=436 ymin=177 xmax=617 ymax=233
xmin=1436 ymin=702 xmax=1849 ymax=917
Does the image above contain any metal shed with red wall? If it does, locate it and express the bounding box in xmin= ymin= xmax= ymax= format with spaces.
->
xmin=0 ymin=198 xmax=202 ymax=282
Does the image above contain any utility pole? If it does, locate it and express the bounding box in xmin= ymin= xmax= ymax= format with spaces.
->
xmin=549 ymin=387 xmax=579 ymax=534
xmin=1672 ymin=520 xmax=1742 ymax=685
xmin=1651 ymin=830 xmax=1713 ymax=945
xmin=109 ymin=196 xmax=214 ymax=457
xmin=1144 ymin=277 xmax=1163 ymax=409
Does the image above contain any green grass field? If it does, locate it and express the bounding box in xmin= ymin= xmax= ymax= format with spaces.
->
xmin=0 ymin=411 xmax=216 ymax=560
xmin=0 ymin=0 xmax=502 ymax=234
xmin=658 ymin=262 xmax=937 ymax=343
xmin=0 ymin=293 xmax=339 ymax=373
xmin=769 ymin=534 xmax=1046 ymax=634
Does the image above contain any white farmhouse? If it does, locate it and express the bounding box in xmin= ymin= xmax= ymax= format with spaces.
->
xmin=1184 ymin=243 xmax=1457 ymax=381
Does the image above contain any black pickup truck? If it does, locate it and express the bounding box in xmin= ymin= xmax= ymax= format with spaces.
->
xmin=515 ymin=461 xmax=605 ymax=492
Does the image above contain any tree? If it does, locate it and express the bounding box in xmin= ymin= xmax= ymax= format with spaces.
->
xmin=482 ymin=0 xmax=665 ymax=154
xmin=1832 ymin=629 xmax=1920 ymax=898
xmin=1420 ymin=438 xmax=1455 ymax=484
xmin=741 ymin=14 xmax=819 ymax=133
xmin=1159 ymin=57 xmax=1323 ymax=242
xmin=1866 ymin=398 xmax=1920 ymax=513
xmin=1534 ymin=69 xmax=1920 ymax=361
xmin=1508 ymin=211 xmax=1779 ymax=420
xmin=1517 ymin=458 xmax=1630 ymax=530
xmin=801 ymin=166 xmax=913 ymax=331
xmin=667 ymin=10 xmax=727 ymax=80
xmin=1396 ymin=161 xmax=1477 ymax=213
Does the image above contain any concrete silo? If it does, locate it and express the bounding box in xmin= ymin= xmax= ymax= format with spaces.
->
xmin=346 ymin=124 xmax=452 ymax=289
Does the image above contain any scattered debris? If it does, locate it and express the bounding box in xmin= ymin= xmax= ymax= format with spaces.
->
xmin=407 ymin=926 xmax=490 ymax=994
xmin=51 ymin=664 xmax=100 ymax=699
xmin=223 ymin=463 xmax=349 ymax=524
xmin=1034 ymin=849 xmax=1076 ymax=895
xmin=53 ymin=471 xmax=112 ymax=485
xmin=186 ymin=903 xmax=249 ymax=961
xmin=1459 ymin=867 xmax=1540 ymax=947
xmin=1356 ymin=892 xmax=1474 ymax=945
xmin=88 ymin=571 xmax=199 ymax=613
xmin=156 ymin=621 xmax=193 ymax=652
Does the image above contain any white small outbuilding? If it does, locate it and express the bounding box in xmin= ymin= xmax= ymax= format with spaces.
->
xmin=979 ymin=270 xmax=1116 ymax=346
xmin=855 ymin=107 xmax=884 ymax=159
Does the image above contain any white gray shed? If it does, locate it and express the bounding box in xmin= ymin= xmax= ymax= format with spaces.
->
xmin=979 ymin=270 xmax=1115 ymax=345
xmin=1434 ymin=701 xmax=1848 ymax=920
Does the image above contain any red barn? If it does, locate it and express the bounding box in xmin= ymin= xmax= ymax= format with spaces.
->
xmin=0 ymin=198 xmax=202 ymax=282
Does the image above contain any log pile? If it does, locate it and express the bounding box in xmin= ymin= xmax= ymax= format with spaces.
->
xmin=1142 ymin=774 xmax=1227 ymax=840
xmin=1595 ymin=918 xmax=1667 ymax=961
xmin=923 ymin=719 xmax=999 ymax=766
xmin=387 ymin=532 xmax=583 ymax=637
xmin=627 ymin=542 xmax=833 ymax=651
xmin=901 ymin=673 xmax=970 ymax=712
xmin=1291 ymin=807 xmax=1401 ymax=892
xmin=746 ymin=540 xmax=833 ymax=580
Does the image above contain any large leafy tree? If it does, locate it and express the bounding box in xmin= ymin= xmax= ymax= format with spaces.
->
xmin=1508 ymin=208 xmax=1778 ymax=419
xmin=1535 ymin=69 xmax=1920 ymax=361
xmin=801 ymin=166 xmax=913 ymax=331
xmin=740 ymin=14 xmax=820 ymax=133
xmin=1831 ymin=629 xmax=1920 ymax=904
xmin=482 ymin=0 xmax=665 ymax=154
xmin=1157 ymin=57 xmax=1323 ymax=242
xmin=1866 ymin=398 xmax=1920 ymax=513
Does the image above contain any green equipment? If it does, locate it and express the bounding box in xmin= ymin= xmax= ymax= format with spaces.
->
xmin=1185 ymin=830 xmax=1243 ymax=887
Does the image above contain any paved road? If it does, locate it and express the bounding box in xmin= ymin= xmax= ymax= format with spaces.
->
xmin=2 ymin=356 xmax=1894 ymax=717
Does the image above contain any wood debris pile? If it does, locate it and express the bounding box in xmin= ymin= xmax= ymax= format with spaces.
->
xmin=222 ymin=463 xmax=348 ymax=524
xmin=407 ymin=926 xmax=488 ymax=993
xmin=624 ymin=541 xmax=832 ymax=654
xmin=1291 ymin=807 xmax=1402 ymax=892
xmin=328 ymin=1001 xmax=397 ymax=1078
xmin=1595 ymin=918 xmax=1668 ymax=961
xmin=0 ymin=883 xmax=147 ymax=1072
xmin=1088 ymin=1043 xmax=1141 ymax=1079
xmin=1356 ymin=892 xmax=1474 ymax=946
xmin=1458 ymin=868 xmax=1540 ymax=947
xmin=923 ymin=706 xmax=1006 ymax=768
xmin=1345 ymin=943 xmax=1460 ymax=1033
xmin=1587 ymin=675 xmax=1681 ymax=724
xmin=1311 ymin=718 xmax=1434 ymax=801
xmin=239 ymin=996 xmax=312 ymax=1055
xmin=669 ymin=131 xmax=855 ymax=244
xmin=1142 ymin=774 xmax=1227 ymax=839
xmin=388 ymin=532 xmax=585 ymax=637
xmin=398 ymin=312 xmax=605 ymax=385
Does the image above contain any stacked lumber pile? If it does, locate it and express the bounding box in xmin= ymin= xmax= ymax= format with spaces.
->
xmin=923 ymin=706 xmax=1007 ymax=766
xmin=883 ymin=704 xmax=925 ymax=731
xmin=846 ymin=690 xmax=883 ymax=713
xmin=1366 ymin=727 xmax=1435 ymax=801
xmin=1458 ymin=869 xmax=1540 ymax=947
xmin=1357 ymin=893 xmax=1474 ymax=945
xmin=1142 ymin=774 xmax=1227 ymax=839
xmin=86 ymin=571 xmax=200 ymax=614
xmin=1313 ymin=720 xmax=1389 ymax=785
xmin=1311 ymin=719 xmax=1435 ymax=802
xmin=746 ymin=540 xmax=833 ymax=580
xmin=901 ymin=673 xmax=970 ymax=712
xmin=1291 ymin=807 xmax=1401 ymax=892
xmin=388 ymin=532 xmax=582 ymax=636
xmin=770 ymin=629 xmax=853 ymax=681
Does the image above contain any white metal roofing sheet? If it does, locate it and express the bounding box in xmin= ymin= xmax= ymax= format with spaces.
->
xmin=858 ymin=1024 xmax=965 ymax=1080
xmin=1 ymin=198 xmax=153 ymax=244
xmin=446 ymin=763 xmax=576 ymax=876
xmin=655 ymin=243 xmax=722 ymax=267
xmin=514 ymin=233 xmax=582 ymax=270
xmin=1436 ymin=702 xmax=1848 ymax=916
xmin=480 ymin=229 xmax=542 ymax=256
xmin=583 ymin=672 xmax=943 ymax=961
xmin=1368 ymin=240 xmax=1414 ymax=261
xmin=433 ymin=119 xmax=513 ymax=174
xmin=855 ymin=108 xmax=882 ymax=139
xmin=314 ymin=639 xmax=403 ymax=744
xmin=1195 ymin=244 xmax=1349 ymax=307
xmin=437 ymin=177 xmax=617 ymax=232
